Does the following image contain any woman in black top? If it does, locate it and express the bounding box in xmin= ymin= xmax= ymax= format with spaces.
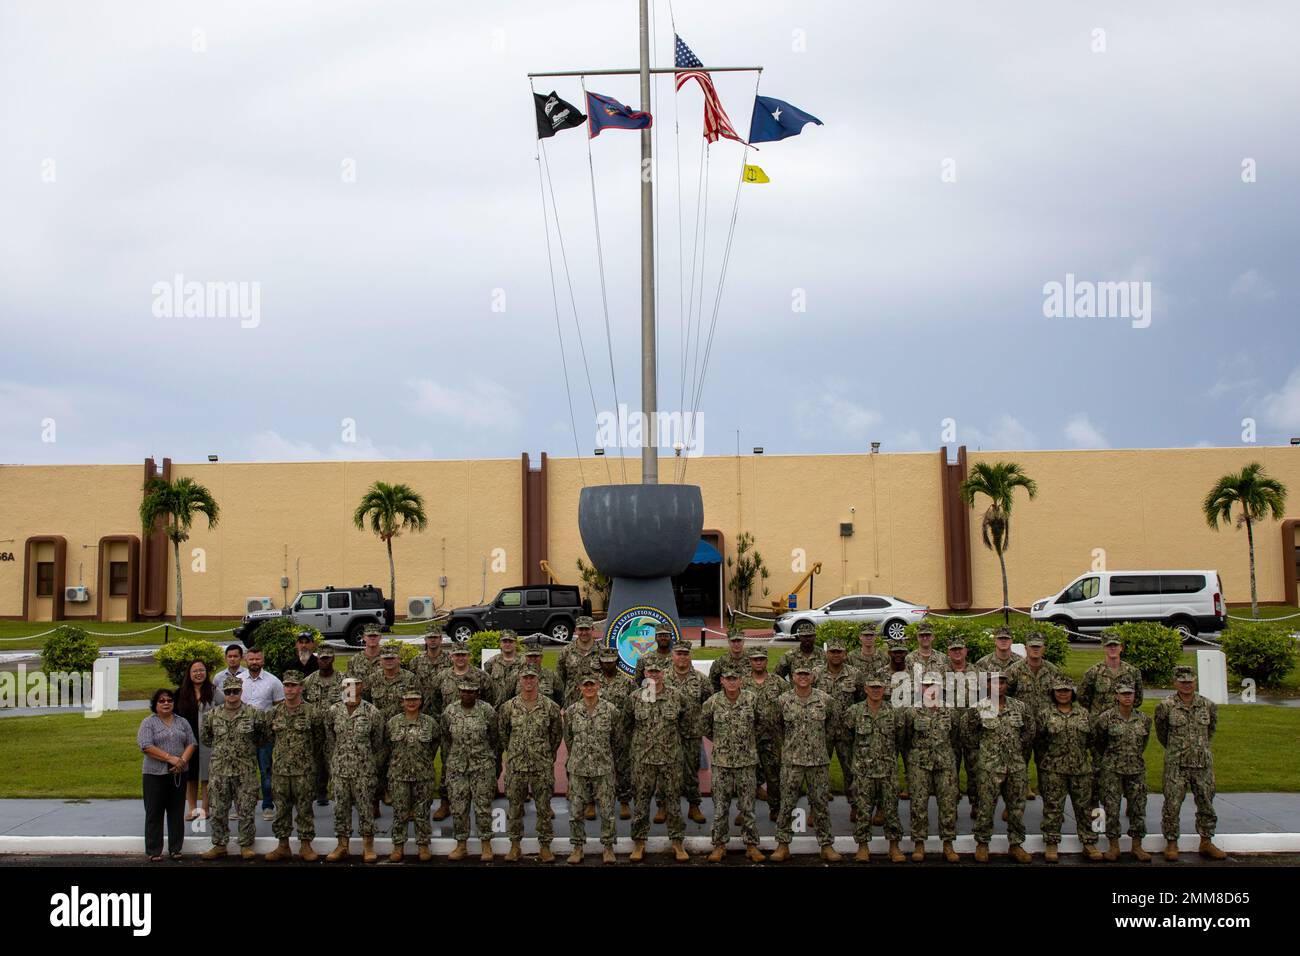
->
xmin=174 ymin=659 xmax=215 ymax=821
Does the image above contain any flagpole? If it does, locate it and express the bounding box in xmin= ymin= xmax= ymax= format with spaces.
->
xmin=638 ymin=0 xmax=657 ymax=485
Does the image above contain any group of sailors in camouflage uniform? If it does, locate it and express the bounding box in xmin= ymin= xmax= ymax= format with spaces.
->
xmin=194 ymin=615 xmax=1225 ymax=864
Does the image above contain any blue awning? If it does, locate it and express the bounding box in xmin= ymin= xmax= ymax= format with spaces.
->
xmin=691 ymin=538 xmax=722 ymax=564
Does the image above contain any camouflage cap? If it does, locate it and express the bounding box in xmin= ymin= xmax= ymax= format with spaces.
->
xmin=858 ymin=622 xmax=877 ymax=636
xmin=450 ymin=642 xmax=470 ymax=655
xmin=221 ymin=676 xmax=244 ymax=690
xmin=1051 ymin=676 xmax=1076 ymax=691
xmin=1114 ymin=680 xmax=1136 ymax=694
xmin=456 ymin=679 xmax=479 ymax=692
xmin=1102 ymin=633 xmax=1122 ymax=646
xmin=793 ymin=664 xmax=814 ymax=675
xmin=917 ymin=621 xmax=935 ymax=636
xmin=341 ymin=676 xmax=362 ymax=686
xmin=579 ymin=673 xmax=598 ymax=685
xmin=1024 ymin=631 xmax=1046 ymax=647
xmin=946 ymin=636 xmax=967 ymax=649
xmin=1174 ymin=665 xmax=1195 ymax=681
xmin=887 ymin=638 xmax=908 ymax=652
xmin=499 ymin=629 xmax=517 ymax=642
xmin=920 ymin=672 xmax=942 ymax=686
xmin=317 ymin=645 xmax=336 ymax=658
xmin=720 ymin=666 xmax=743 ymax=679
xmin=362 ymin=623 xmax=383 ymax=637
xmin=520 ymin=665 xmax=541 ymax=678
xmin=282 ymin=670 xmax=305 ymax=685
xmin=865 ymin=675 xmax=887 ymax=688
xmin=826 ymin=638 xmax=846 ymax=651
xmin=992 ymin=626 xmax=1012 ymax=639
xmin=423 ymin=622 xmax=444 ymax=638
xmin=747 ymin=647 xmax=769 ymax=659
xmin=380 ymin=647 xmax=400 ymax=659
xmin=654 ymin=626 xmax=673 ymax=638
xmin=523 ymin=642 xmax=544 ymax=657
xmin=575 ymin=616 xmax=595 ymax=629
xmin=643 ymin=659 xmax=665 ymax=672
xmin=598 ymin=648 xmax=619 ymax=662
xmin=671 ymin=642 xmax=691 ymax=655
xmin=401 ymin=689 xmax=424 ymax=700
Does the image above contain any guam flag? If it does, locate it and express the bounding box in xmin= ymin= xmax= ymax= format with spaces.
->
xmin=585 ymin=91 xmax=653 ymax=138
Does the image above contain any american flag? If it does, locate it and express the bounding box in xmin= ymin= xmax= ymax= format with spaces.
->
xmin=674 ymin=34 xmax=745 ymax=145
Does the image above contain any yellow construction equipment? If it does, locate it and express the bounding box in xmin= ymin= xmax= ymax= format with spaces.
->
xmin=770 ymin=562 xmax=822 ymax=613
xmin=539 ymin=559 xmax=559 ymax=584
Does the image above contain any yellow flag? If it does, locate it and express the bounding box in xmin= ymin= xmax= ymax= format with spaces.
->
xmin=742 ymin=164 xmax=769 ymax=184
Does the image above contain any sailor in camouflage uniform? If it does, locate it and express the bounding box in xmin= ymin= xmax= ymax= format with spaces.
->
xmin=848 ymin=622 xmax=888 ymax=681
xmin=513 ymin=641 xmax=562 ymax=704
xmin=347 ymin=623 xmax=386 ymax=697
xmin=1038 ymin=676 xmax=1102 ymax=862
xmin=1004 ymin=631 xmax=1060 ymax=800
xmin=1155 ymin=665 xmax=1225 ymax=861
xmin=974 ymin=626 xmax=1019 ymax=675
xmin=843 ymin=675 xmax=906 ymax=862
xmin=623 ymin=659 xmax=689 ymax=862
xmin=596 ymin=648 xmax=634 ymax=819
xmin=701 ymin=666 xmax=765 ymax=862
xmin=771 ymin=664 xmax=842 ymax=862
xmin=813 ymin=639 xmax=862 ymax=815
xmin=1092 ymin=679 xmax=1152 ymax=861
xmin=302 ymin=645 xmax=344 ymax=804
xmin=964 ymin=671 xmax=1034 ymax=863
xmin=200 ymin=676 xmax=267 ymax=860
xmin=432 ymin=643 xmax=497 ymax=715
xmin=944 ymin=636 xmax=981 ymax=804
xmin=775 ymin=628 xmax=824 ymax=680
xmin=485 ymin=630 xmax=523 ymax=703
xmin=708 ymin=632 xmax=750 ymax=693
xmin=898 ymin=673 xmax=960 ymax=862
xmin=564 ymin=674 xmax=620 ymax=864
xmin=368 ymin=647 xmax=418 ymax=808
xmin=742 ymin=645 xmax=787 ymax=821
xmin=664 ymin=641 xmax=710 ymax=824
xmin=500 ymin=665 xmax=564 ymax=862
xmin=1080 ymin=632 xmax=1144 ymax=809
xmin=556 ymin=615 xmax=603 ymax=704
xmin=634 ymin=626 xmax=675 ymax=685
xmin=264 ymin=671 xmax=324 ymax=862
xmin=442 ymin=679 xmax=500 ymax=861
xmin=410 ymin=623 xmax=453 ymax=819
xmin=325 ymin=677 xmax=384 ymax=863
xmin=386 ymin=688 xmax=438 ymax=861
xmin=903 ymin=621 xmax=948 ymax=679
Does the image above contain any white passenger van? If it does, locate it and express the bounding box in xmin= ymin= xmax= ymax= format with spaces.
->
xmin=1030 ymin=570 xmax=1225 ymax=638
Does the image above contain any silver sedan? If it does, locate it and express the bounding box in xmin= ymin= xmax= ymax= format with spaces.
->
xmin=773 ymin=594 xmax=929 ymax=641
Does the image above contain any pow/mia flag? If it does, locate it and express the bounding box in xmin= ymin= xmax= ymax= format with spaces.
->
xmin=534 ymin=91 xmax=586 ymax=139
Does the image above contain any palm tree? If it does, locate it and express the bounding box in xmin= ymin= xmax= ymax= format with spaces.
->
xmin=958 ymin=461 xmax=1039 ymax=623
xmin=353 ymin=481 xmax=428 ymax=602
xmin=139 ymin=476 xmax=220 ymax=625
xmin=1203 ymin=462 xmax=1288 ymax=619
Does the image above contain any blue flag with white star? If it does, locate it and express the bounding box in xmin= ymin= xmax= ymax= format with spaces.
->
xmin=748 ymin=95 xmax=823 ymax=144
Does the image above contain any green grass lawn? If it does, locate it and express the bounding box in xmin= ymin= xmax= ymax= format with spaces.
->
xmin=0 ymin=619 xmax=236 ymax=652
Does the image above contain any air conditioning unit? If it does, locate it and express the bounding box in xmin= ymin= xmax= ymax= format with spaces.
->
xmin=839 ymin=522 xmax=854 ymax=537
xmin=408 ymin=597 xmax=434 ymax=620
xmin=246 ymin=596 xmax=274 ymax=613
xmin=65 ymin=586 xmax=90 ymax=603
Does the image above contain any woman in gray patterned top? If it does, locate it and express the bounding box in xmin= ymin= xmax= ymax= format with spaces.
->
xmin=137 ymin=688 xmax=198 ymax=861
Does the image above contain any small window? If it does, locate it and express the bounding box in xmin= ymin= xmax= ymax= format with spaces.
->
xmin=525 ymin=590 xmax=548 ymax=607
xmin=327 ymin=592 xmax=350 ymax=609
xmin=498 ymin=591 xmax=522 ymax=608
xmin=1110 ymin=575 xmax=1159 ymax=596
xmin=109 ymin=562 xmax=129 ymax=597
xmin=859 ymin=597 xmax=889 ymax=610
xmin=352 ymin=589 xmax=383 ymax=609
xmin=553 ymin=588 xmax=581 ymax=607
xmin=1161 ymin=575 xmax=1205 ymax=594
xmin=827 ymin=597 xmax=859 ymax=613
xmin=1061 ymin=577 xmax=1099 ymax=603
xmin=298 ymin=593 xmax=322 ymax=611
xmin=36 ymin=562 xmax=54 ymax=597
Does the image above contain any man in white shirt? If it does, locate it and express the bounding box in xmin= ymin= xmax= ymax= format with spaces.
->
xmin=240 ymin=648 xmax=285 ymax=820
xmin=217 ymin=644 xmax=250 ymax=688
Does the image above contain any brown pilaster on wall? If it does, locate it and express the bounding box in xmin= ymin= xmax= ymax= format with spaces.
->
xmin=140 ymin=457 xmax=171 ymax=619
xmin=95 ymin=535 xmax=141 ymax=622
xmin=939 ymin=445 xmax=973 ymax=610
xmin=1283 ymin=519 xmax=1299 ymax=607
xmin=521 ymin=453 xmax=549 ymax=586
xmin=22 ymin=535 xmax=68 ymax=621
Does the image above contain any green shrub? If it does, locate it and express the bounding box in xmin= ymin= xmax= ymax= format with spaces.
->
xmin=246 ymin=617 xmax=322 ymax=677
xmin=1108 ymin=622 xmax=1182 ymax=684
xmin=1220 ymin=621 xmax=1298 ymax=687
xmin=382 ymin=637 xmax=420 ymax=668
xmin=40 ymin=625 xmax=99 ymax=675
xmin=468 ymin=630 xmax=502 ymax=668
xmin=814 ymin=620 xmax=861 ymax=649
xmin=154 ymin=638 xmax=226 ymax=686
xmin=1008 ymin=618 xmax=1070 ymax=667
xmin=901 ymin=616 xmax=1069 ymax=668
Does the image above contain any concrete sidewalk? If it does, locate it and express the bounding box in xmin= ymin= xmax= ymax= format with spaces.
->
xmin=2 ymin=793 xmax=1298 ymax=858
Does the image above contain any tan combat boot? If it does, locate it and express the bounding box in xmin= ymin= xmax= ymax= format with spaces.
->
xmin=942 ymin=841 xmax=959 ymax=863
xmin=264 ymin=839 xmax=291 ymax=862
xmin=854 ymin=843 xmax=871 ymax=863
xmin=629 ymin=840 xmax=646 ymax=862
xmin=418 ymin=845 xmax=432 ymax=862
xmin=602 ymin=847 xmax=617 ymax=864
xmin=299 ymin=842 xmax=318 ymax=863
xmin=1164 ymin=839 xmax=1179 ymax=861
xmin=479 ymin=840 xmax=494 ymax=862
xmin=911 ymin=841 xmax=926 ymax=862
xmin=1009 ymin=844 xmax=1032 ymax=864
xmin=431 ymin=799 xmax=450 ymax=821
xmin=887 ymin=840 xmax=905 ymax=863
xmin=325 ymin=838 xmax=349 ymax=862
xmin=1199 ymin=837 xmax=1227 ymax=860
xmin=448 ymin=840 xmax=468 ymax=861
xmin=1104 ymin=839 xmax=1121 ymax=861
xmin=872 ymin=808 xmax=885 ymax=827
xmin=362 ymin=837 xmax=377 ymax=864
xmin=567 ymin=846 xmax=584 ymax=865
xmin=239 ymin=846 xmax=256 ymax=860
xmin=1044 ymin=843 xmax=1059 ymax=863
xmin=538 ymin=843 xmax=555 ymax=863
xmin=1131 ymin=843 xmax=1151 ymax=862
xmin=505 ymin=841 xmax=522 ymax=862
xmin=1082 ymin=843 xmax=1103 ymax=862
xmin=389 ymin=842 xmax=405 ymax=863
xmin=671 ymin=840 xmax=689 ymax=862
xmin=745 ymin=845 xmax=765 ymax=863
xmin=821 ymin=844 xmax=843 ymax=863
xmin=974 ymin=842 xmax=989 ymax=863
xmin=707 ymin=845 xmax=726 ymax=863
xmin=619 ymin=802 xmax=631 ymax=820
xmin=199 ymin=845 xmax=227 ymax=861
xmin=769 ymin=842 xmax=790 ymax=862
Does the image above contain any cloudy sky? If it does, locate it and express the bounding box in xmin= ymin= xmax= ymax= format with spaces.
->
xmin=2 ymin=0 xmax=1297 ymax=466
